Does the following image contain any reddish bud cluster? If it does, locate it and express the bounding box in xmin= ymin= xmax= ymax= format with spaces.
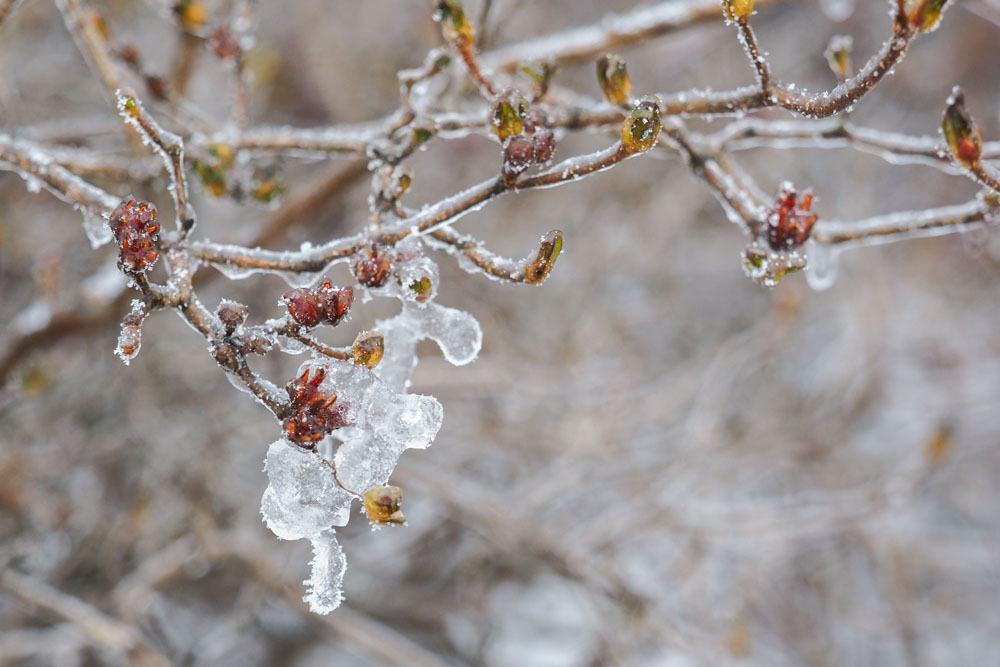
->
xmin=108 ymin=196 xmax=160 ymax=273
xmin=282 ymin=282 xmax=353 ymax=329
xmin=283 ymin=367 xmax=351 ymax=448
xmin=353 ymin=244 xmax=393 ymax=288
xmin=765 ymin=183 xmax=818 ymax=251
xmin=209 ymin=26 xmax=241 ymax=61
xmin=502 ymin=110 xmax=555 ymax=182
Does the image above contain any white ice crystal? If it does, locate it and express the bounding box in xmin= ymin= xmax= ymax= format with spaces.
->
xmin=259 ymin=249 xmax=480 ymax=614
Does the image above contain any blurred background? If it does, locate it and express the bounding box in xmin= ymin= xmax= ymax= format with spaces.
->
xmin=2 ymin=0 xmax=1000 ymax=665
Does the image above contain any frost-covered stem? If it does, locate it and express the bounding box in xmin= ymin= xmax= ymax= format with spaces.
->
xmin=453 ymin=36 xmax=498 ymax=99
xmin=276 ymin=324 xmax=351 ymax=361
xmin=967 ymin=162 xmax=1000 ymax=194
xmin=698 ymin=119 xmax=1000 ymax=171
xmin=192 ymin=142 xmax=638 ymax=274
xmin=232 ymin=124 xmax=383 ymax=156
xmin=54 ymin=0 xmax=128 ymax=116
xmin=430 ymin=227 xmax=526 ymax=282
xmin=116 ymin=92 xmax=197 ymax=237
xmin=481 ymin=0 xmax=790 ymax=72
xmin=663 ymin=125 xmax=764 ymax=233
xmin=736 ymin=18 xmax=771 ymax=93
xmin=813 ymin=199 xmax=998 ymax=248
xmin=770 ymin=5 xmax=914 ymax=117
xmin=0 ymin=134 xmax=120 ymax=213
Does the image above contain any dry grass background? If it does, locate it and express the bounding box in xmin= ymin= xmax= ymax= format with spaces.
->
xmin=2 ymin=0 xmax=1000 ymax=665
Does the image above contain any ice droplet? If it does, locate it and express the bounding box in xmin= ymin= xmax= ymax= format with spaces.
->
xmin=805 ymin=241 xmax=840 ymax=290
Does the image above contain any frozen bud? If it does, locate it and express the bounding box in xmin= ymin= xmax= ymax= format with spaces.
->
xmin=363 ymin=486 xmax=406 ymax=526
xmin=351 ymin=331 xmax=385 ymax=369
xmin=742 ymin=241 xmax=806 ymax=288
xmin=531 ymin=127 xmax=556 ymax=164
xmin=216 ymin=300 xmax=248 ymax=335
xmin=408 ymin=276 xmax=434 ymax=303
xmin=283 ymin=288 xmax=323 ymax=328
xmin=491 ymin=89 xmax=529 ymax=142
xmin=722 ymin=0 xmax=754 ymax=21
xmin=209 ymin=26 xmax=241 ymax=60
xmin=765 ymin=182 xmax=818 ymax=251
xmin=596 ymin=53 xmax=632 ymax=106
xmin=434 ymin=0 xmax=473 ymax=44
xmin=620 ymin=96 xmax=661 ymax=155
xmin=523 ymin=109 xmax=548 ymax=135
xmin=283 ymin=367 xmax=351 ymax=448
xmin=145 ymin=75 xmax=169 ymax=101
xmin=522 ymin=230 xmax=563 ymax=285
xmin=282 ymin=282 xmax=352 ymax=328
xmin=108 ymin=196 xmax=160 ymax=274
xmin=908 ymin=0 xmax=950 ymax=33
xmin=411 ymin=119 xmax=437 ymax=147
xmin=115 ymin=322 xmax=142 ymax=365
xmin=251 ymin=166 xmax=285 ymax=204
xmin=194 ymin=144 xmax=234 ymax=197
xmin=241 ymin=334 xmax=273 ymax=356
xmin=119 ymin=44 xmax=141 ymax=67
xmin=353 ymin=244 xmax=393 ymax=288
xmin=942 ymin=88 xmax=982 ymax=168
xmin=824 ymin=35 xmax=853 ymax=80
xmin=521 ymin=61 xmax=556 ymax=99
xmin=172 ymin=0 xmax=206 ymax=30
xmin=503 ymin=135 xmax=535 ymax=181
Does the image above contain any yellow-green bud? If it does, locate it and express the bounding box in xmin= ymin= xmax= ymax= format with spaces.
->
xmin=908 ymin=0 xmax=950 ymax=34
xmin=596 ymin=53 xmax=632 ymax=106
xmin=351 ymin=331 xmax=384 ymax=369
xmin=363 ymin=485 xmax=406 ymax=526
xmin=942 ymin=87 xmax=982 ymax=169
xmin=620 ymin=96 xmax=661 ymax=155
xmin=722 ymin=0 xmax=754 ymax=22
xmin=522 ymin=230 xmax=563 ymax=285
xmin=491 ymin=89 xmax=529 ymax=142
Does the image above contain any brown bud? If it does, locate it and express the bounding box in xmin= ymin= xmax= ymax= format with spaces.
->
xmin=216 ymin=300 xmax=248 ymax=336
xmin=908 ymin=0 xmax=950 ymax=33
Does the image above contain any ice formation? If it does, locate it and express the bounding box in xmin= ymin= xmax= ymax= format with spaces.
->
xmin=260 ymin=243 xmax=480 ymax=613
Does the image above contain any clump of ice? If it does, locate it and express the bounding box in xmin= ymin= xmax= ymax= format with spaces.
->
xmin=260 ymin=356 xmax=444 ymax=613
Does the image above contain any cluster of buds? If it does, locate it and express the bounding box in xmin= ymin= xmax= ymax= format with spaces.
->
xmin=363 ymin=485 xmax=406 ymax=526
xmin=742 ymin=182 xmax=818 ymax=287
xmin=497 ymin=98 xmax=556 ymax=183
xmin=596 ymin=53 xmax=632 ymax=106
xmin=942 ymin=87 xmax=982 ymax=169
xmin=282 ymin=367 xmax=351 ymax=448
xmin=353 ymin=243 xmax=393 ymax=288
xmin=108 ymin=196 xmax=160 ymax=273
xmin=764 ymin=182 xmax=818 ymax=251
xmin=282 ymin=282 xmax=353 ymax=329
xmin=620 ymin=97 xmax=662 ymax=155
